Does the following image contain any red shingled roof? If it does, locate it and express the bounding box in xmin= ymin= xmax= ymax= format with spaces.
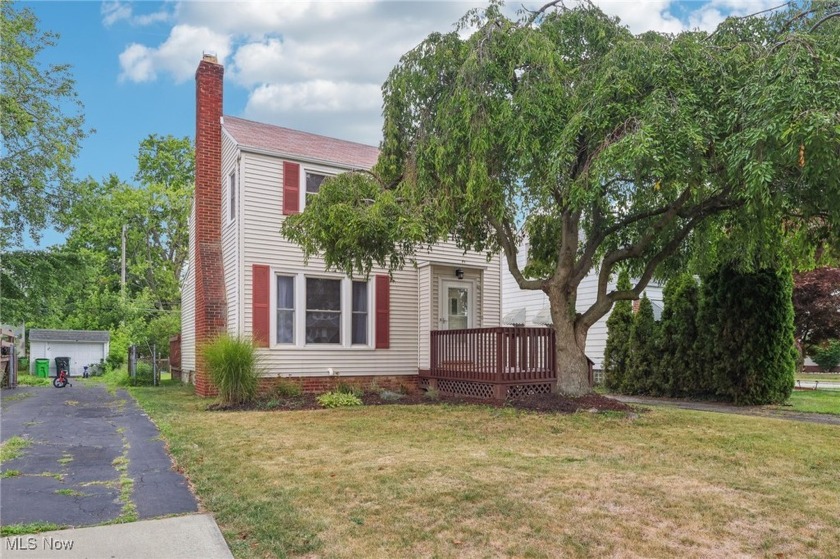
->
xmin=223 ymin=115 xmax=380 ymax=170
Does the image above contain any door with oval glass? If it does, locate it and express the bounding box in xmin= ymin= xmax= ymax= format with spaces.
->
xmin=440 ymin=280 xmax=473 ymax=330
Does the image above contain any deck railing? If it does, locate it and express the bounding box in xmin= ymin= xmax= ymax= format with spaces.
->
xmin=428 ymin=327 xmax=556 ymax=383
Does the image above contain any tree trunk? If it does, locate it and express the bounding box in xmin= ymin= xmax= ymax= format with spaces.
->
xmin=548 ymin=285 xmax=592 ymax=396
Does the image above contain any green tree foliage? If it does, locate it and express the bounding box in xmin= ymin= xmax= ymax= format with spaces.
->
xmin=1 ymin=0 xmax=89 ymax=246
xmin=656 ymin=274 xmax=701 ymax=396
xmin=705 ymin=265 xmax=796 ymax=405
xmin=3 ymin=135 xmax=191 ymax=358
xmin=0 ymin=247 xmax=95 ymax=326
xmin=62 ymin=135 xmax=194 ymax=312
xmin=623 ymin=295 xmax=659 ymax=394
xmin=603 ymin=270 xmax=633 ymax=390
xmin=810 ymin=340 xmax=840 ymax=371
xmin=282 ymin=1 xmax=840 ymax=396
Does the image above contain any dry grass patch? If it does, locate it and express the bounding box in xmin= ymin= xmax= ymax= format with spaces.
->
xmin=132 ymin=386 xmax=840 ymax=559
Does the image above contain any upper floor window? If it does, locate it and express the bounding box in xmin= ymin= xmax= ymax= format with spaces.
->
xmin=305 ymin=171 xmax=327 ymax=205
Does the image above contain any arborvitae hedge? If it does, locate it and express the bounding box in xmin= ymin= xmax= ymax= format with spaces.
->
xmin=656 ymin=274 xmax=701 ymax=396
xmin=603 ymin=270 xmax=633 ymax=391
xmin=705 ymin=265 xmax=796 ymax=405
xmin=606 ymin=265 xmax=796 ymax=405
xmin=623 ymin=294 xmax=659 ymax=394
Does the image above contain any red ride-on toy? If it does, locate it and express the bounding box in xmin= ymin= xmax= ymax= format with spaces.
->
xmin=53 ymin=356 xmax=72 ymax=388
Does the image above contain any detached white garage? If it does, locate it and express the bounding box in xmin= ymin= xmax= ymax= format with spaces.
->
xmin=29 ymin=329 xmax=110 ymax=377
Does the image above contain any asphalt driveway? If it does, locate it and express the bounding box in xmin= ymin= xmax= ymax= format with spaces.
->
xmin=1 ymin=384 xmax=197 ymax=528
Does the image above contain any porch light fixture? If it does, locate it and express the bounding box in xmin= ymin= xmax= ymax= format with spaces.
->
xmin=455 ymin=268 xmax=464 ymax=279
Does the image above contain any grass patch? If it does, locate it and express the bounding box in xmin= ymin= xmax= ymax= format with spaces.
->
xmin=58 ymin=453 xmax=74 ymax=465
xmin=1 ymin=522 xmax=62 ymax=537
xmin=1 ymin=436 xmax=31 ymax=464
xmin=780 ymin=390 xmax=840 ymax=415
xmin=795 ymin=373 xmax=840 ymax=382
xmin=111 ymin=427 xmax=137 ymax=523
xmin=129 ymin=384 xmax=840 ymax=559
xmin=2 ymin=469 xmax=22 ymax=478
xmin=55 ymin=488 xmax=89 ymax=497
xmin=16 ymin=374 xmax=51 ymax=387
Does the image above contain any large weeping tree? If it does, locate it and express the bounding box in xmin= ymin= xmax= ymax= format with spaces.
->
xmin=283 ymin=0 xmax=840 ymax=396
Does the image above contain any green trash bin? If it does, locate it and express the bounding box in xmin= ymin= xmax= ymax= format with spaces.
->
xmin=35 ymin=358 xmax=50 ymax=378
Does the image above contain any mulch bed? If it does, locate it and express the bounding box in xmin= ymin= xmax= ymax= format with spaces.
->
xmin=211 ymin=391 xmax=634 ymax=414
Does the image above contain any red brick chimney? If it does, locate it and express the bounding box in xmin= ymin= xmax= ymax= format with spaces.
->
xmin=194 ymin=54 xmax=227 ymax=397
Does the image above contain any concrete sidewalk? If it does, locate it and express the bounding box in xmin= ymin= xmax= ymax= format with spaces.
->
xmin=1 ymin=514 xmax=233 ymax=559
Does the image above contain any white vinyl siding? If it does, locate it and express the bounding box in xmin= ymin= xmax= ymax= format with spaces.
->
xmin=221 ymin=133 xmax=240 ymax=336
xmin=180 ymin=202 xmax=197 ymax=376
xmin=236 ymin=147 xmax=502 ymax=378
xmin=500 ymin=240 xmax=663 ymax=370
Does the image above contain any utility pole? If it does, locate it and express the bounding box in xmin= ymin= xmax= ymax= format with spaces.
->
xmin=121 ymin=224 xmax=126 ymax=297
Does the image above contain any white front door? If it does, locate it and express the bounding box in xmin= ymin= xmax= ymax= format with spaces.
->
xmin=440 ymin=281 xmax=473 ymax=330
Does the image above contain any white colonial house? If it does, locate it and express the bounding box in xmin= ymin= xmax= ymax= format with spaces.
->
xmin=181 ymin=55 xmax=503 ymax=396
xmin=501 ymin=237 xmax=663 ymax=372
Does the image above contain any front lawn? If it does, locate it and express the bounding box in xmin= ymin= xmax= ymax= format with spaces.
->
xmin=132 ymin=385 xmax=840 ymax=559
xmin=783 ymin=389 xmax=840 ymax=415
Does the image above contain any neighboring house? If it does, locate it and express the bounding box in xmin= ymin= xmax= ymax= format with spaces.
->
xmin=501 ymin=237 xmax=663 ymax=371
xmin=182 ymin=55 xmax=502 ymax=396
xmin=28 ymin=329 xmax=110 ymax=377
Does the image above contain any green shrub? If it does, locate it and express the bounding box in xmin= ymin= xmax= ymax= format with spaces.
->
xmin=270 ymin=379 xmax=303 ymax=398
xmin=335 ymin=382 xmax=363 ymax=397
xmin=202 ymin=335 xmax=261 ymax=406
xmin=604 ymin=270 xmax=633 ymax=391
xmin=623 ymin=294 xmax=659 ymax=394
xmin=132 ymin=362 xmax=154 ymax=386
xmin=657 ymin=274 xmax=702 ymax=396
xmin=811 ymin=340 xmax=840 ymax=371
xmin=317 ymin=391 xmax=363 ymax=408
xmin=705 ymin=265 xmax=796 ymax=405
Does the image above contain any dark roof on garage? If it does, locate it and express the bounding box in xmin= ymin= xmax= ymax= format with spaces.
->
xmin=29 ymin=329 xmax=110 ymax=343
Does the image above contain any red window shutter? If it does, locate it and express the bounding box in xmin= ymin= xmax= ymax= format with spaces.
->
xmin=282 ymin=162 xmax=300 ymax=215
xmin=375 ymin=275 xmax=390 ymax=349
xmin=252 ymin=264 xmax=271 ymax=347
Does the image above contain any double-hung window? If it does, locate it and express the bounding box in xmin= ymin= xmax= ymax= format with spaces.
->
xmin=276 ymin=276 xmax=295 ymax=344
xmin=351 ymin=281 xmax=368 ymax=345
xmin=305 ymin=172 xmax=327 ymax=206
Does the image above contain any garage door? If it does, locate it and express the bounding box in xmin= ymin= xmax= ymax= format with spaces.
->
xmin=44 ymin=343 xmax=105 ymax=376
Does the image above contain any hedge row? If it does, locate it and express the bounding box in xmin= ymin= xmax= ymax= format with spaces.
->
xmin=604 ymin=266 xmax=796 ymax=405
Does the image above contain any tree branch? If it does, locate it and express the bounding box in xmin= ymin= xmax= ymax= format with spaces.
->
xmin=487 ymin=215 xmax=543 ymax=290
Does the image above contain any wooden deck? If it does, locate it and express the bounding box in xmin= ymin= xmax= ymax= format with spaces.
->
xmin=422 ymin=327 xmax=570 ymax=400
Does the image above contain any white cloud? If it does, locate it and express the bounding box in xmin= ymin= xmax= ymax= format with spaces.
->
xmin=101 ymin=1 xmax=132 ymax=27
xmin=102 ymin=1 xmax=173 ymax=27
xmin=116 ymin=0 xmax=776 ymax=144
xmin=119 ymin=43 xmax=157 ymax=82
xmin=119 ymin=25 xmax=232 ymax=84
xmin=247 ymin=81 xmax=381 ymax=113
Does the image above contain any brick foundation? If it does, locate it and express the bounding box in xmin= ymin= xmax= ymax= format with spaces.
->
xmin=256 ymin=374 xmax=419 ymax=396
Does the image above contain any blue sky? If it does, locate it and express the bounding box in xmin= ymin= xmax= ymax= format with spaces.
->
xmin=22 ymin=0 xmax=772 ymax=248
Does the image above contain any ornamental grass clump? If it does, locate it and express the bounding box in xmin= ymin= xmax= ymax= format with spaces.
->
xmin=202 ymin=335 xmax=261 ymax=406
